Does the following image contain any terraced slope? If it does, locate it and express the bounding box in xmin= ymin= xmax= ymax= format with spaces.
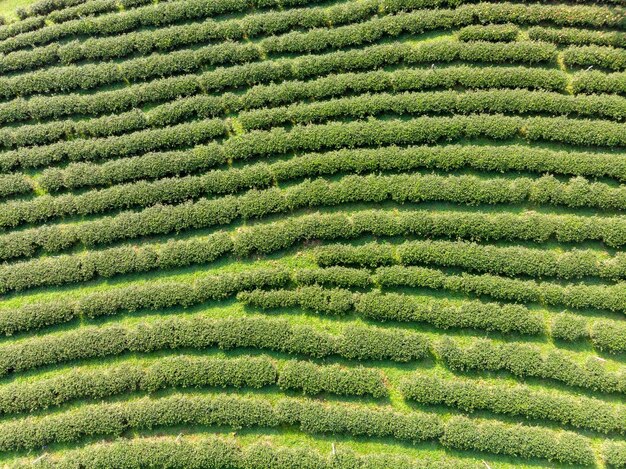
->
xmin=0 ymin=0 xmax=624 ymax=467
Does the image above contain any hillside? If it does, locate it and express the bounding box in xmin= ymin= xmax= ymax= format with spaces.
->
xmin=0 ymin=0 xmax=624 ymax=467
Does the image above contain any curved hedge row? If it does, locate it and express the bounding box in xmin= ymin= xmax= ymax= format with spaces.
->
xmin=0 ymin=0 xmax=379 ymax=74
xmin=4 ymin=170 xmax=626 ymax=262
xmin=5 ymin=108 xmax=625 ymax=180
xmin=0 ymin=393 xmax=444 ymax=453
xmin=401 ymin=372 xmax=626 ymax=434
xmin=36 ymin=141 xmax=626 ymax=198
xmin=573 ymin=70 xmax=626 ymax=95
xmin=0 ymin=28 xmax=557 ymax=102
xmin=529 ymin=26 xmax=626 ymax=48
xmin=440 ymin=415 xmax=594 ymax=466
xmin=0 ymin=68 xmax=569 ymax=178
xmin=27 ymin=0 xmax=167 ymax=27
xmin=3 ymin=0 xmax=618 ymax=55
xmin=0 ymin=356 xmax=277 ymax=415
xmin=0 ymin=17 xmax=44 ymax=42
xmin=377 ymin=265 xmax=626 ymax=314
xmin=0 ymin=0 xmax=317 ymax=54
xmin=4 ymin=206 xmax=626 ymax=294
xmin=0 ymin=108 xmax=151 ymax=150
xmin=0 ymin=393 xmax=595 ymax=465
xmin=237 ymin=89 xmax=626 ymax=130
xmin=0 ymin=316 xmax=429 ymax=377
xmin=237 ymin=286 xmax=545 ymax=336
xmin=6 ymin=87 xmax=624 ymax=153
xmin=12 ymin=0 xmax=151 ymax=23
xmin=436 ymin=336 xmax=626 ymax=395
xmin=0 ymin=268 xmax=289 ymax=336
xmin=0 ymin=356 xmax=387 ymax=416
xmin=0 ymin=1 xmax=583 ymax=74
xmin=30 ymin=436 xmax=480 ymax=469
xmin=0 ymin=64 xmax=568 ymax=130
xmin=315 ymin=239 xmax=626 ymax=281
xmin=563 ymin=45 xmax=626 ymax=71
xmin=353 ymin=291 xmax=545 ymax=335
xmin=0 ymin=117 xmax=227 ymax=173
xmin=0 ymin=173 xmax=32 ymax=198
xmin=458 ymin=24 xmax=519 ymax=42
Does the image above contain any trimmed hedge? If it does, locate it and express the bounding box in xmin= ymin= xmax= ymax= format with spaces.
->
xmin=401 ymin=372 xmax=626 ymax=434
xmin=563 ymin=45 xmax=626 ymax=71
xmin=377 ymin=265 xmax=626 ymax=314
xmin=0 ymin=17 xmax=44 ymax=42
xmin=0 ymin=0 xmax=380 ymax=73
xmin=573 ymin=70 xmax=626 ymax=95
xmin=3 ymin=206 xmax=626 ymax=294
xmin=40 ymin=141 xmax=626 ymax=197
xmin=278 ymin=360 xmax=388 ymax=398
xmin=31 ymin=436 xmax=480 ymax=469
xmin=0 ymin=64 xmax=567 ymax=129
xmin=0 ymin=392 xmax=596 ymax=465
xmin=0 ymin=356 xmax=388 ymax=416
xmin=458 ymin=24 xmax=520 ymax=42
xmin=8 ymin=167 xmax=626 ymax=259
xmin=315 ymin=239 xmax=626 ymax=280
xmin=0 ymin=28 xmax=557 ymax=102
xmin=0 ymin=393 xmax=443 ymax=453
xmin=0 ymin=356 xmax=277 ymax=416
xmin=529 ymin=26 xmax=626 ymax=48
xmin=0 ymin=316 xmax=429 ymax=377
xmin=239 ymin=286 xmax=545 ymax=335
xmin=440 ymin=415 xmax=595 ymax=466
xmin=0 ymin=268 xmax=289 ymax=336
xmin=237 ymin=90 xmax=626 ymax=130
xmin=605 ymin=441 xmax=626 ymax=468
xmin=353 ymin=291 xmax=546 ymax=335
xmin=436 ymin=336 xmax=626 ymax=394
xmin=395 ymin=239 xmax=626 ymax=280
xmin=0 ymin=0 xmax=319 ymax=54
xmin=238 ymin=286 xmax=355 ymax=316
xmin=7 ymin=87 xmax=624 ymax=152
xmin=0 ymin=118 xmax=227 ymax=172
xmin=0 ymin=231 xmax=234 ymax=294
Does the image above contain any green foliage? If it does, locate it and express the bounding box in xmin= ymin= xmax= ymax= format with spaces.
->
xmin=0 ymin=64 xmax=568 ymax=130
xmin=237 ymin=90 xmax=626 ymax=131
xmin=573 ymin=70 xmax=626 ymax=94
xmin=377 ymin=265 xmax=626 ymax=314
xmin=316 ymin=239 xmax=626 ymax=280
xmin=563 ymin=45 xmax=626 ymax=71
xmin=354 ymin=291 xmax=545 ymax=335
xmin=436 ymin=337 xmax=626 ymax=394
xmin=604 ymin=441 xmax=626 ymax=468
xmin=278 ymin=360 xmax=388 ymax=398
xmin=401 ymin=372 xmax=626 ymax=434
xmin=8 ymin=170 xmax=626 ymax=262
xmin=0 ymin=356 xmax=276 ymax=416
xmin=3 ymin=206 xmax=626 ymax=294
xmin=529 ymin=26 xmax=626 ymax=48
xmin=0 ymin=268 xmax=289 ymax=335
xmin=458 ymin=24 xmax=519 ymax=42
xmin=440 ymin=416 xmax=595 ymax=466
xmin=0 ymin=355 xmax=390 ymax=416
xmin=0 ymin=316 xmax=429 ymax=377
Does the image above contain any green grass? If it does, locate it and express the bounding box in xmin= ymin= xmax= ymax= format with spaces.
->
xmin=0 ymin=0 xmax=38 ymax=20
xmin=0 ymin=1 xmax=624 ymax=466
